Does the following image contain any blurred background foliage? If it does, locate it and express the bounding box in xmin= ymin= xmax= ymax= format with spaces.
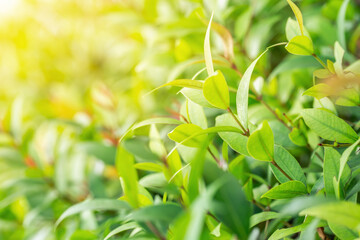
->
xmin=0 ymin=0 xmax=359 ymax=239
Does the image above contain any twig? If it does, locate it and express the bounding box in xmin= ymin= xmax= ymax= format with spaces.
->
xmin=271 ymin=161 xmax=293 ymax=181
xmin=255 ymin=94 xmax=292 ymax=131
xmin=207 ymin=147 xmax=221 ymax=165
xmin=317 ymin=227 xmax=330 ymax=240
xmin=227 ymin=107 xmax=249 ymax=136
xmin=146 ymin=221 xmax=166 ymax=240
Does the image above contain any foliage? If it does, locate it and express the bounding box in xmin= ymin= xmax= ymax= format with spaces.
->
xmin=1 ymin=0 xmax=360 ymax=239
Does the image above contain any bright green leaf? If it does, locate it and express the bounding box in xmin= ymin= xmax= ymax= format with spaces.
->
xmin=116 ymin=147 xmax=139 ymax=208
xmin=127 ymin=203 xmax=183 ymax=223
xmin=215 ymin=113 xmax=249 ymax=156
xmin=335 ymin=88 xmax=360 ymax=106
xmin=56 ymin=199 xmax=131 ymax=227
xmin=302 ymin=108 xmax=358 ymax=143
xmin=302 ymin=83 xmax=334 ymax=100
xmin=104 ymin=222 xmax=139 ymax=240
xmin=337 ymin=0 xmax=350 ymax=52
xmin=250 ymin=211 xmax=283 ymax=228
xmin=261 ymin=181 xmax=307 ymax=199
xmin=338 ymin=138 xmax=360 ymax=183
xmin=269 ymin=220 xmax=325 ymax=240
xmin=289 ymin=128 xmax=307 ymax=147
xmin=204 ymin=12 xmax=214 ymax=76
xmin=247 ymin=120 xmax=274 ymax=162
xmin=236 ymin=50 xmax=267 ymax=130
xmin=324 ymin=147 xmax=351 ymax=198
xmin=285 ymin=35 xmax=314 ymax=56
xmin=148 ymin=79 xmax=204 ymax=95
xmin=168 ymin=124 xmax=206 ymax=147
xmin=134 ymin=162 xmax=163 ymax=172
xmin=334 ymin=41 xmax=345 ymax=76
xmin=286 ymin=0 xmax=305 ymax=36
xmin=285 ymin=18 xmax=311 ymax=41
xmin=328 ymin=221 xmax=358 ymax=240
xmin=271 ymin=145 xmax=306 ymax=184
xmin=164 ymin=150 xmax=183 ymax=187
xmin=300 ymin=201 xmax=360 ymax=231
xmin=203 ymin=70 xmax=230 ymax=109
xmin=236 ymin=42 xmax=286 ymax=130
xmin=186 ymin=100 xmax=208 ymax=129
xmin=181 ymin=88 xmax=214 ymax=108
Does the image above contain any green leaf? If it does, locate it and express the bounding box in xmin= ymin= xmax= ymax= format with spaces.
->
xmin=236 ymin=50 xmax=267 ymax=130
xmin=271 ymin=145 xmax=306 ymax=184
xmin=171 ymin=175 xmax=225 ymax=240
xmin=285 ymin=18 xmax=311 ymax=41
xmin=116 ymin=147 xmax=139 ymax=208
xmin=313 ymin=69 xmax=333 ymax=79
xmin=211 ymin=21 xmax=234 ymax=60
xmin=149 ymin=124 xmax=167 ymax=157
xmin=104 ymin=222 xmax=139 ymax=240
xmin=269 ymin=221 xmax=321 ymax=240
xmin=286 ymin=0 xmax=305 ymax=36
xmin=334 ymin=41 xmax=345 ymax=76
xmin=285 ymin=35 xmax=314 ymax=55
xmin=335 ymin=88 xmax=360 ymax=106
xmin=300 ymin=201 xmax=360 ymax=231
xmin=236 ymin=42 xmax=286 ymax=130
xmin=261 ymin=181 xmax=307 ymax=199
xmin=324 ymin=147 xmax=351 ymax=198
xmin=119 ymin=118 xmax=183 ymax=143
xmin=242 ymin=177 xmax=253 ymax=201
xmin=247 ymin=120 xmax=274 ymax=162
xmin=327 ymin=59 xmax=335 ymax=73
xmin=337 ymin=0 xmax=350 ymax=50
xmin=302 ymin=108 xmax=358 ymax=143
xmin=127 ymin=203 xmax=183 ymax=222
xmin=56 ymin=199 xmax=131 ymax=227
xmin=168 ymin=126 xmax=245 ymax=157
xmin=186 ymin=100 xmax=208 ymax=129
xmin=302 ymin=83 xmax=334 ymax=100
xmin=77 ymin=142 xmax=116 ymax=165
xmin=250 ymin=211 xmax=283 ymax=228
xmin=148 ymin=79 xmax=204 ymax=96
xmin=203 ymin=70 xmax=229 ymax=109
xmin=134 ymin=162 xmax=163 ymax=172
xmin=164 ymin=150 xmax=183 ymax=187
xmin=338 ymin=138 xmax=360 ymax=183
xmin=299 ymin=219 xmax=320 ymax=240
xmin=229 ymin=155 xmax=249 ymax=184
xmin=289 ymin=128 xmax=307 ymax=147
xmin=203 ymin=162 xmax=252 ymax=240
xmin=345 ymin=60 xmax=360 ymax=74
xmin=329 ymin=221 xmax=358 ymax=240
xmin=188 ymin=137 xmax=211 ymax=202
xmin=269 ymin=218 xmax=326 ymax=240
xmin=215 ymin=113 xmax=249 ymax=156
xmin=181 ymin=88 xmax=214 ymax=108
xmin=204 ymin=12 xmax=214 ymax=76
xmin=235 ymin=7 xmax=252 ymax=41
xmin=168 ymin=124 xmax=206 ymax=147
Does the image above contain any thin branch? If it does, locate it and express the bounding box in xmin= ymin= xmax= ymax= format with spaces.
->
xmin=312 ymin=54 xmax=328 ymax=70
xmin=317 ymin=227 xmax=330 ymax=240
xmin=146 ymin=221 xmax=166 ymax=240
xmin=207 ymin=147 xmax=221 ymax=165
xmin=227 ymin=107 xmax=249 ymax=136
xmin=255 ymin=94 xmax=292 ymax=131
xmin=271 ymin=161 xmax=293 ymax=181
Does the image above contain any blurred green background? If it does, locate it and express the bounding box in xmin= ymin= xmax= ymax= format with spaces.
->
xmin=0 ymin=0 xmax=359 ymax=239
